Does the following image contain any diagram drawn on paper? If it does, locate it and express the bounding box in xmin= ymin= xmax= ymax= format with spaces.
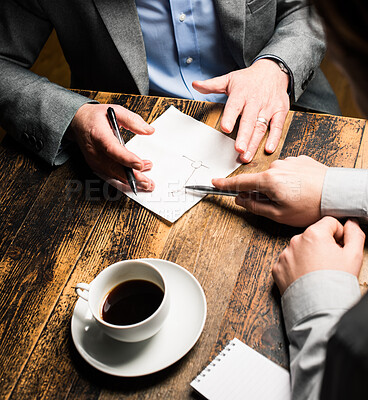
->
xmin=169 ymin=155 xmax=209 ymax=197
xmin=107 ymin=106 xmax=241 ymax=223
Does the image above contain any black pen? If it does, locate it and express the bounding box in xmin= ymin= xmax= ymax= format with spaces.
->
xmin=107 ymin=107 xmax=137 ymax=195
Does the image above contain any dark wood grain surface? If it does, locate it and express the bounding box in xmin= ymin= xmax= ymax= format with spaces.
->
xmin=0 ymin=91 xmax=367 ymax=400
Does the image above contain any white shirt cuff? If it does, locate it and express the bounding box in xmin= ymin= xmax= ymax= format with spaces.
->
xmin=281 ymin=270 xmax=360 ymax=334
xmin=321 ymin=168 xmax=368 ymax=218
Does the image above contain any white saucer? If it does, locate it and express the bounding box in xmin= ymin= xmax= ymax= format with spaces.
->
xmin=71 ymin=258 xmax=207 ymax=377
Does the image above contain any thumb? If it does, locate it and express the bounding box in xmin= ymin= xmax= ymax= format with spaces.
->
xmin=342 ymin=219 xmax=365 ymax=254
xmin=310 ymin=216 xmax=344 ymax=243
xmin=192 ymin=75 xmax=228 ymax=95
xmin=112 ymin=105 xmax=154 ymax=135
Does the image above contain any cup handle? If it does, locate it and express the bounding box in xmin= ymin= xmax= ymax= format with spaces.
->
xmin=75 ymin=283 xmax=90 ymax=301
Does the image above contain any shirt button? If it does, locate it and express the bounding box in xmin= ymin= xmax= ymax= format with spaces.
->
xmin=186 ymin=57 xmax=193 ymax=64
xmin=179 ymin=13 xmax=186 ymax=22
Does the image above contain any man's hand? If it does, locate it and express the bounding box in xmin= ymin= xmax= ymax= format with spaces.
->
xmin=272 ymin=217 xmax=365 ymax=295
xmin=68 ymin=103 xmax=155 ymax=191
xmin=212 ymin=155 xmax=328 ymax=227
xmin=192 ymin=59 xmax=290 ymax=163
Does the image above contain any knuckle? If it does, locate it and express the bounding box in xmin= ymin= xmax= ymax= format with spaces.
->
xmin=360 ymin=230 xmax=366 ymax=241
xmin=271 ymin=121 xmax=284 ymax=131
xmin=289 ymin=234 xmax=301 ymax=246
xmin=226 ymin=72 xmax=236 ymax=86
xmin=355 ymin=229 xmax=366 ymax=246
xmin=247 ymin=92 xmax=259 ymax=104
xmin=246 ymin=200 xmax=260 ymax=215
xmin=254 ymin=123 xmax=268 ymax=134
xmin=303 ymin=225 xmax=321 ymax=241
xmin=231 ymin=176 xmax=244 ymax=191
xmin=272 ymin=262 xmax=281 ymax=276
xmin=276 ymin=250 xmax=288 ymax=268
xmin=271 ymin=208 xmax=283 ymax=222
xmin=123 ymin=111 xmax=135 ymax=126
xmin=88 ymin=126 xmax=99 ymax=141
xmin=102 ymin=141 xmax=114 ymax=156
xmin=262 ymin=168 xmax=276 ymax=183
xmin=228 ymin=101 xmax=244 ymax=115
xmin=269 ymin=159 xmax=283 ymax=169
xmin=277 ymin=252 xmax=286 ymax=265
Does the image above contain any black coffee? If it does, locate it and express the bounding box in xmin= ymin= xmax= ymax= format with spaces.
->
xmin=101 ymin=279 xmax=164 ymax=326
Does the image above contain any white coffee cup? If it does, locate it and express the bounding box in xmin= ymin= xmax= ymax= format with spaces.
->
xmin=75 ymin=260 xmax=170 ymax=342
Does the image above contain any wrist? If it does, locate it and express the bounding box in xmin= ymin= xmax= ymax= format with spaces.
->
xmin=66 ymin=103 xmax=93 ymax=141
xmin=253 ymin=58 xmax=290 ymax=92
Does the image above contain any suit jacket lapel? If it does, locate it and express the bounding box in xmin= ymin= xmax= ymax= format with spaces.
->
xmin=92 ymin=0 xmax=149 ymax=94
xmin=214 ymin=0 xmax=246 ymax=67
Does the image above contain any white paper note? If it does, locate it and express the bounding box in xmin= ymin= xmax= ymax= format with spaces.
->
xmin=107 ymin=106 xmax=241 ymax=223
xmin=191 ymin=338 xmax=291 ymax=400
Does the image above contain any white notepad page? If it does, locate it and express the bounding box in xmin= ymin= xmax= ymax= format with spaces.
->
xmin=191 ymin=338 xmax=291 ymax=400
xmin=104 ymin=106 xmax=241 ymax=223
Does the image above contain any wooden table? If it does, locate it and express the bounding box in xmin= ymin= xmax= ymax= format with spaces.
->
xmin=1 ymin=91 xmax=367 ymax=399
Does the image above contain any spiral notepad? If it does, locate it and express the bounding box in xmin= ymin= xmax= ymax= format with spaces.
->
xmin=190 ymin=338 xmax=291 ymax=400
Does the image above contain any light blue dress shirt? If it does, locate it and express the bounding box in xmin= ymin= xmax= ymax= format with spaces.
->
xmin=135 ymin=0 xmax=238 ymax=103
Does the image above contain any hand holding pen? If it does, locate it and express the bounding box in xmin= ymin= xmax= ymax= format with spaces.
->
xmin=210 ymin=156 xmax=328 ymax=227
xmin=68 ymin=103 xmax=155 ymax=192
xmin=106 ymin=107 xmax=138 ymax=194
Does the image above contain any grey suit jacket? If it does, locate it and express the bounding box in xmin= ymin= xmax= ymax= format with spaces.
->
xmin=0 ymin=0 xmax=337 ymax=165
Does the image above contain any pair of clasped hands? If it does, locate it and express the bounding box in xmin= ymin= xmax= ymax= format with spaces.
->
xmin=69 ymin=59 xmax=365 ymax=294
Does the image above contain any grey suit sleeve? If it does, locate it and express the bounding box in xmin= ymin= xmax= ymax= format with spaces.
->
xmin=281 ymin=271 xmax=360 ymax=400
xmin=321 ymin=168 xmax=368 ymax=220
xmin=255 ymin=1 xmax=326 ymax=102
xmin=0 ymin=0 xmax=95 ymax=165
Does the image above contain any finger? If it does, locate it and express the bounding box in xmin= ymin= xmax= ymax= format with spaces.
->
xmin=135 ymin=170 xmax=155 ymax=191
xmin=106 ymin=161 xmax=155 ymax=192
xmin=192 ymin=76 xmax=228 ymax=95
xmin=220 ymin=90 xmax=247 ymax=135
xmin=112 ymin=105 xmax=154 ymax=135
xmin=240 ymin=112 xmax=270 ymax=163
xmin=97 ymin=133 xmax=147 ymax=171
xmin=309 ymin=216 xmax=344 ymax=242
xmin=265 ymin=110 xmax=288 ymax=153
xmin=141 ymin=160 xmax=153 ymax=172
xmin=233 ymin=103 xmax=258 ymax=155
xmin=272 ymin=260 xmax=286 ymax=294
xmin=343 ymin=219 xmax=365 ymax=252
xmin=212 ymin=174 xmax=266 ymax=193
xmin=329 ymin=218 xmax=345 ymax=243
xmin=235 ymin=193 xmax=280 ymax=221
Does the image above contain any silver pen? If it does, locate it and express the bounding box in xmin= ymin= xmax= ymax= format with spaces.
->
xmin=185 ymin=185 xmax=240 ymax=197
xmin=185 ymin=185 xmax=267 ymax=200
